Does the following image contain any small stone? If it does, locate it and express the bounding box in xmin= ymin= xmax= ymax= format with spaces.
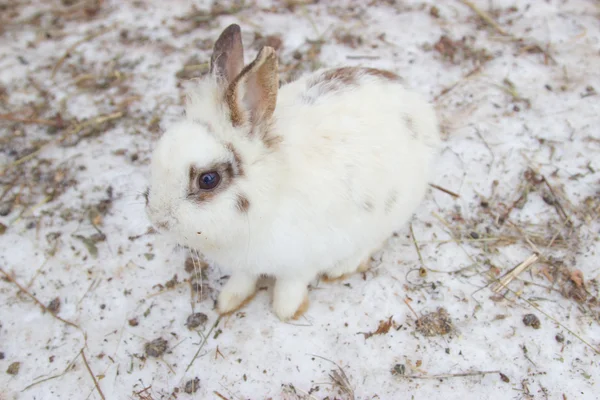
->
xmin=128 ymin=318 xmax=139 ymax=327
xmin=555 ymin=333 xmax=565 ymax=343
xmin=144 ymin=338 xmax=168 ymax=358
xmin=0 ymin=352 xmax=4 ymax=360
xmin=0 ymin=223 xmax=6 ymax=235
xmin=469 ymin=231 xmax=479 ymax=239
xmin=522 ymin=313 xmax=541 ymax=329
xmin=0 ymin=201 xmax=12 ymax=216
xmin=7 ymin=362 xmax=20 ymax=375
xmin=184 ymin=377 xmax=200 ymax=394
xmin=499 ymin=372 xmax=510 ymax=383
xmin=185 ymin=313 xmax=208 ymax=330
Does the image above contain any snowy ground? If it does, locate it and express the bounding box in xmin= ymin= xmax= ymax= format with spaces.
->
xmin=1 ymin=0 xmax=599 ymax=399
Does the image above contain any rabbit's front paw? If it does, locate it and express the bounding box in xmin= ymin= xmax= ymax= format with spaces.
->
xmin=217 ymin=273 xmax=258 ymax=315
xmin=272 ymin=278 xmax=309 ymax=321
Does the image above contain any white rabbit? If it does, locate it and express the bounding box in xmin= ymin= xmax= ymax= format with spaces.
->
xmin=145 ymin=24 xmax=440 ymax=321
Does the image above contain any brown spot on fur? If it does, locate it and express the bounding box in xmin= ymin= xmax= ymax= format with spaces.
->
xmin=363 ymin=200 xmax=375 ymax=212
xmin=308 ymin=67 xmax=400 ymax=91
xmin=236 ymin=194 xmax=250 ymax=213
xmin=304 ymin=67 xmax=400 ymax=103
xmin=385 ymin=190 xmax=398 ymax=214
xmin=364 ymin=68 xmax=400 ymax=81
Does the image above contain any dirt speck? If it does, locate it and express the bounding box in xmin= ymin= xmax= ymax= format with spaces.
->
xmin=185 ymin=312 xmax=208 ymax=330
xmin=522 ymin=313 xmax=541 ymax=329
xmin=555 ymin=332 xmax=565 ymax=343
xmin=416 ymin=308 xmax=453 ymax=336
xmin=144 ymin=338 xmax=168 ymax=358
xmin=7 ymin=361 xmax=20 ymax=375
xmin=183 ymin=377 xmax=200 ymax=394
xmin=128 ymin=318 xmax=139 ymax=327
xmin=47 ymin=297 xmax=61 ymax=314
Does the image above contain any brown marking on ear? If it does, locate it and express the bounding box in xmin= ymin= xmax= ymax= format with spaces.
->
xmin=225 ymin=46 xmax=279 ymax=127
xmin=210 ymin=24 xmax=245 ymax=85
xmin=235 ymin=193 xmax=250 ymax=213
xmin=385 ymin=190 xmax=398 ymax=214
xmin=225 ymin=142 xmax=244 ymax=176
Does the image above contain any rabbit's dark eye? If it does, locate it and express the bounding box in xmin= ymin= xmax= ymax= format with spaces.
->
xmin=198 ymin=171 xmax=221 ymax=190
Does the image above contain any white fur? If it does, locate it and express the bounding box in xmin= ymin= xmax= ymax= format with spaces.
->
xmin=147 ymin=68 xmax=441 ymax=321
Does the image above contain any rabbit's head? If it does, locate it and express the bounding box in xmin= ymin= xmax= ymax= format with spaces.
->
xmin=145 ymin=24 xmax=281 ymax=253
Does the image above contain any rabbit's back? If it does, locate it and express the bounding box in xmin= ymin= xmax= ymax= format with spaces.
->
xmin=250 ymin=68 xmax=440 ymax=276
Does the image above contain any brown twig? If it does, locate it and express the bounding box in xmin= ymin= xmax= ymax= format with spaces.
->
xmin=404 ymin=298 xmax=419 ymax=319
xmin=434 ymin=65 xmax=482 ymax=101
xmin=460 ymin=0 xmax=508 ymax=36
xmin=81 ymin=349 xmax=105 ymax=400
xmin=0 ymin=268 xmax=81 ymax=330
xmin=429 ymin=183 xmax=460 ymax=198
xmin=214 ymin=392 xmax=230 ymax=400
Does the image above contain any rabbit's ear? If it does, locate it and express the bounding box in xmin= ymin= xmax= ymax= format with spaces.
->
xmin=225 ymin=46 xmax=278 ymax=128
xmin=210 ymin=24 xmax=244 ymax=84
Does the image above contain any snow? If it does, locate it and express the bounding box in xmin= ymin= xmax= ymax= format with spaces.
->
xmin=0 ymin=0 xmax=599 ymax=399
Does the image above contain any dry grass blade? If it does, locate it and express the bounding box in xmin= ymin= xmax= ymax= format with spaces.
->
xmin=492 ymin=253 xmax=539 ymax=292
xmin=329 ymin=368 xmax=355 ymax=400
xmin=21 ymin=350 xmax=81 ymax=392
xmin=409 ymin=223 xmax=426 ymax=269
xmin=309 ymin=354 xmax=355 ymax=400
xmin=429 ymin=183 xmax=460 ymax=198
xmin=81 ymin=348 xmax=106 ymax=400
xmin=398 ymin=370 xmax=501 ymax=380
xmin=182 ymin=317 xmax=221 ymax=376
xmin=460 ymin=0 xmax=508 ymax=36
